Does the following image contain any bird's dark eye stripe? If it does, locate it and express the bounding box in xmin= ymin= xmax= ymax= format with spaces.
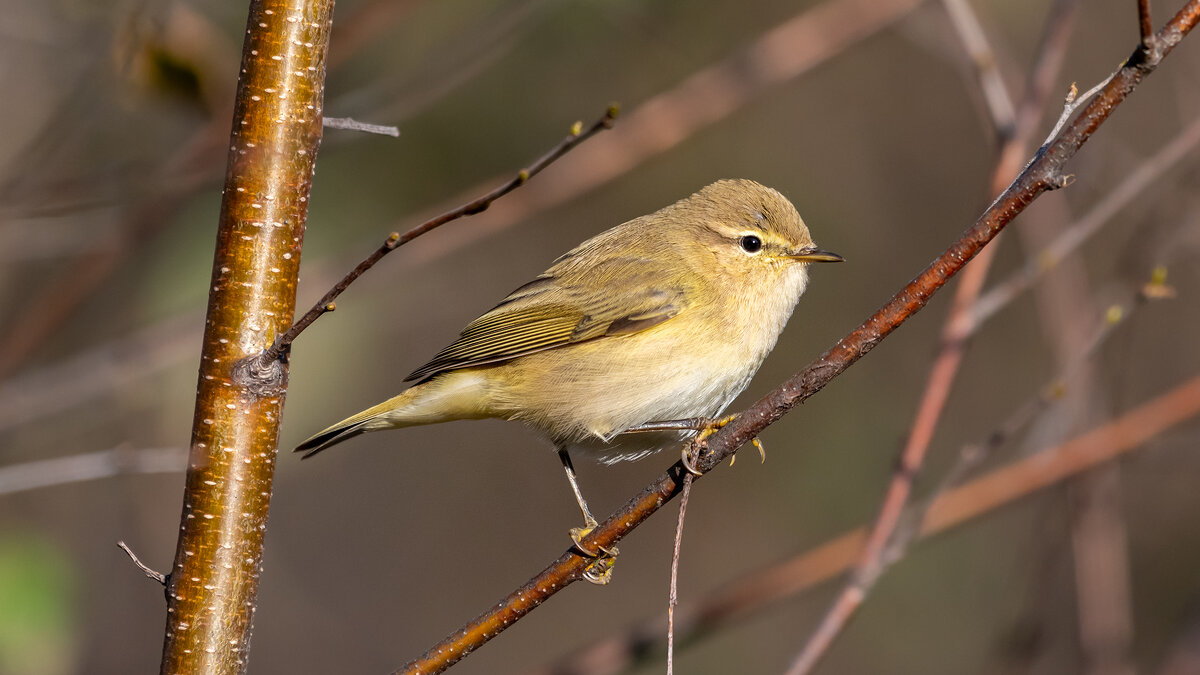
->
xmin=740 ymin=235 xmax=763 ymax=253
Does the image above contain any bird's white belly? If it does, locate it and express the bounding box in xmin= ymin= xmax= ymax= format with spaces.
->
xmin=562 ymin=358 xmax=757 ymax=464
xmin=499 ymin=319 xmax=767 ymax=463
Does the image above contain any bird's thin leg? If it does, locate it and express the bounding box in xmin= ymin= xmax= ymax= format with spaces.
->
xmin=559 ymin=448 xmax=619 ymax=584
xmin=559 ymin=447 xmax=597 ymax=527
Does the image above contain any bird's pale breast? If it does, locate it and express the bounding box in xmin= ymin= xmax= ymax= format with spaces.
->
xmin=487 ymin=263 xmax=810 ymax=462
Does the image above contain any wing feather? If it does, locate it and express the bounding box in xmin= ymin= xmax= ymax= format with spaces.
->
xmin=404 ymin=258 xmax=684 ymax=382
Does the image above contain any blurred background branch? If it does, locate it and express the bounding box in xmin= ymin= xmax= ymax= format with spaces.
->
xmin=0 ymin=448 xmax=186 ymax=498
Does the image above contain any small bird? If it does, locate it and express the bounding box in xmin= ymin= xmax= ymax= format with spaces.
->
xmin=296 ymin=179 xmax=842 ymax=582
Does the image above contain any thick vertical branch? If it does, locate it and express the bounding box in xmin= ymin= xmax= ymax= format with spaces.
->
xmin=159 ymin=0 xmax=333 ymax=672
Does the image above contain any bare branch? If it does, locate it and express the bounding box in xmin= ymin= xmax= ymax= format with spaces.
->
xmin=1141 ymin=0 xmax=1156 ymax=46
xmin=1038 ymin=75 xmax=1118 ymax=155
xmin=322 ymin=116 xmax=400 ymax=137
xmin=118 ymin=541 xmax=167 ymax=586
xmin=256 ymin=106 xmax=618 ymax=367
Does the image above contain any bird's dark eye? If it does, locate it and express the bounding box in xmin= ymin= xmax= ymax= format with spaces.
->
xmin=740 ymin=235 xmax=763 ymax=253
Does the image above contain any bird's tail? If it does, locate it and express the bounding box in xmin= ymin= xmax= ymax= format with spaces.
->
xmin=294 ymin=371 xmax=491 ymax=459
xmin=294 ymin=393 xmax=411 ymax=459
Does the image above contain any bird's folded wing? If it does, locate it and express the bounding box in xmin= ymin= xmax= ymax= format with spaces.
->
xmin=405 ymin=258 xmax=685 ymax=382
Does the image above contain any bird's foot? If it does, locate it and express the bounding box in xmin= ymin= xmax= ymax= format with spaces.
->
xmin=569 ymin=519 xmax=620 ymax=585
xmin=681 ymin=414 xmax=738 ymax=474
xmin=681 ymin=414 xmax=766 ymax=472
xmin=696 ymin=414 xmax=740 ymax=442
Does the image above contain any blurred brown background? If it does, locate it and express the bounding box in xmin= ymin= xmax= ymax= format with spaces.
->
xmin=1 ymin=0 xmax=1199 ymax=673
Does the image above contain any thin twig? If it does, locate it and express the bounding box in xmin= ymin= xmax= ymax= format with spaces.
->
xmin=999 ymin=0 xmax=1082 ymax=184
xmin=533 ymin=371 xmax=1200 ymax=675
xmin=667 ymin=473 xmax=694 ymax=675
xmin=1038 ymin=75 xmax=1117 ymax=159
xmin=396 ymin=5 xmax=1200 ymax=673
xmin=1140 ymin=0 xmax=1156 ymax=46
xmin=117 ymin=540 xmax=167 ymax=585
xmin=322 ymin=116 xmax=400 ymax=137
xmin=257 ymin=106 xmax=618 ymax=367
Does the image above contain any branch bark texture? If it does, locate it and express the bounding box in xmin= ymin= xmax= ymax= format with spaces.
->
xmin=159 ymin=0 xmax=333 ymax=672
xmin=398 ymin=3 xmax=1200 ymax=672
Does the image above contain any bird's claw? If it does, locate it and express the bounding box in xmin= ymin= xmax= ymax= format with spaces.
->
xmin=570 ymin=522 xmax=619 ymax=585
xmin=581 ymin=556 xmax=617 ymax=585
xmin=569 ymin=524 xmax=619 ymax=558
xmin=681 ymin=414 xmax=740 ymax=474
xmin=681 ymin=443 xmax=704 ymax=476
xmin=728 ymin=436 xmax=766 ymax=467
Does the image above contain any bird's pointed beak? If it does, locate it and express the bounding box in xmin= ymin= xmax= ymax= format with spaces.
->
xmin=786 ymin=246 xmax=844 ymax=263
